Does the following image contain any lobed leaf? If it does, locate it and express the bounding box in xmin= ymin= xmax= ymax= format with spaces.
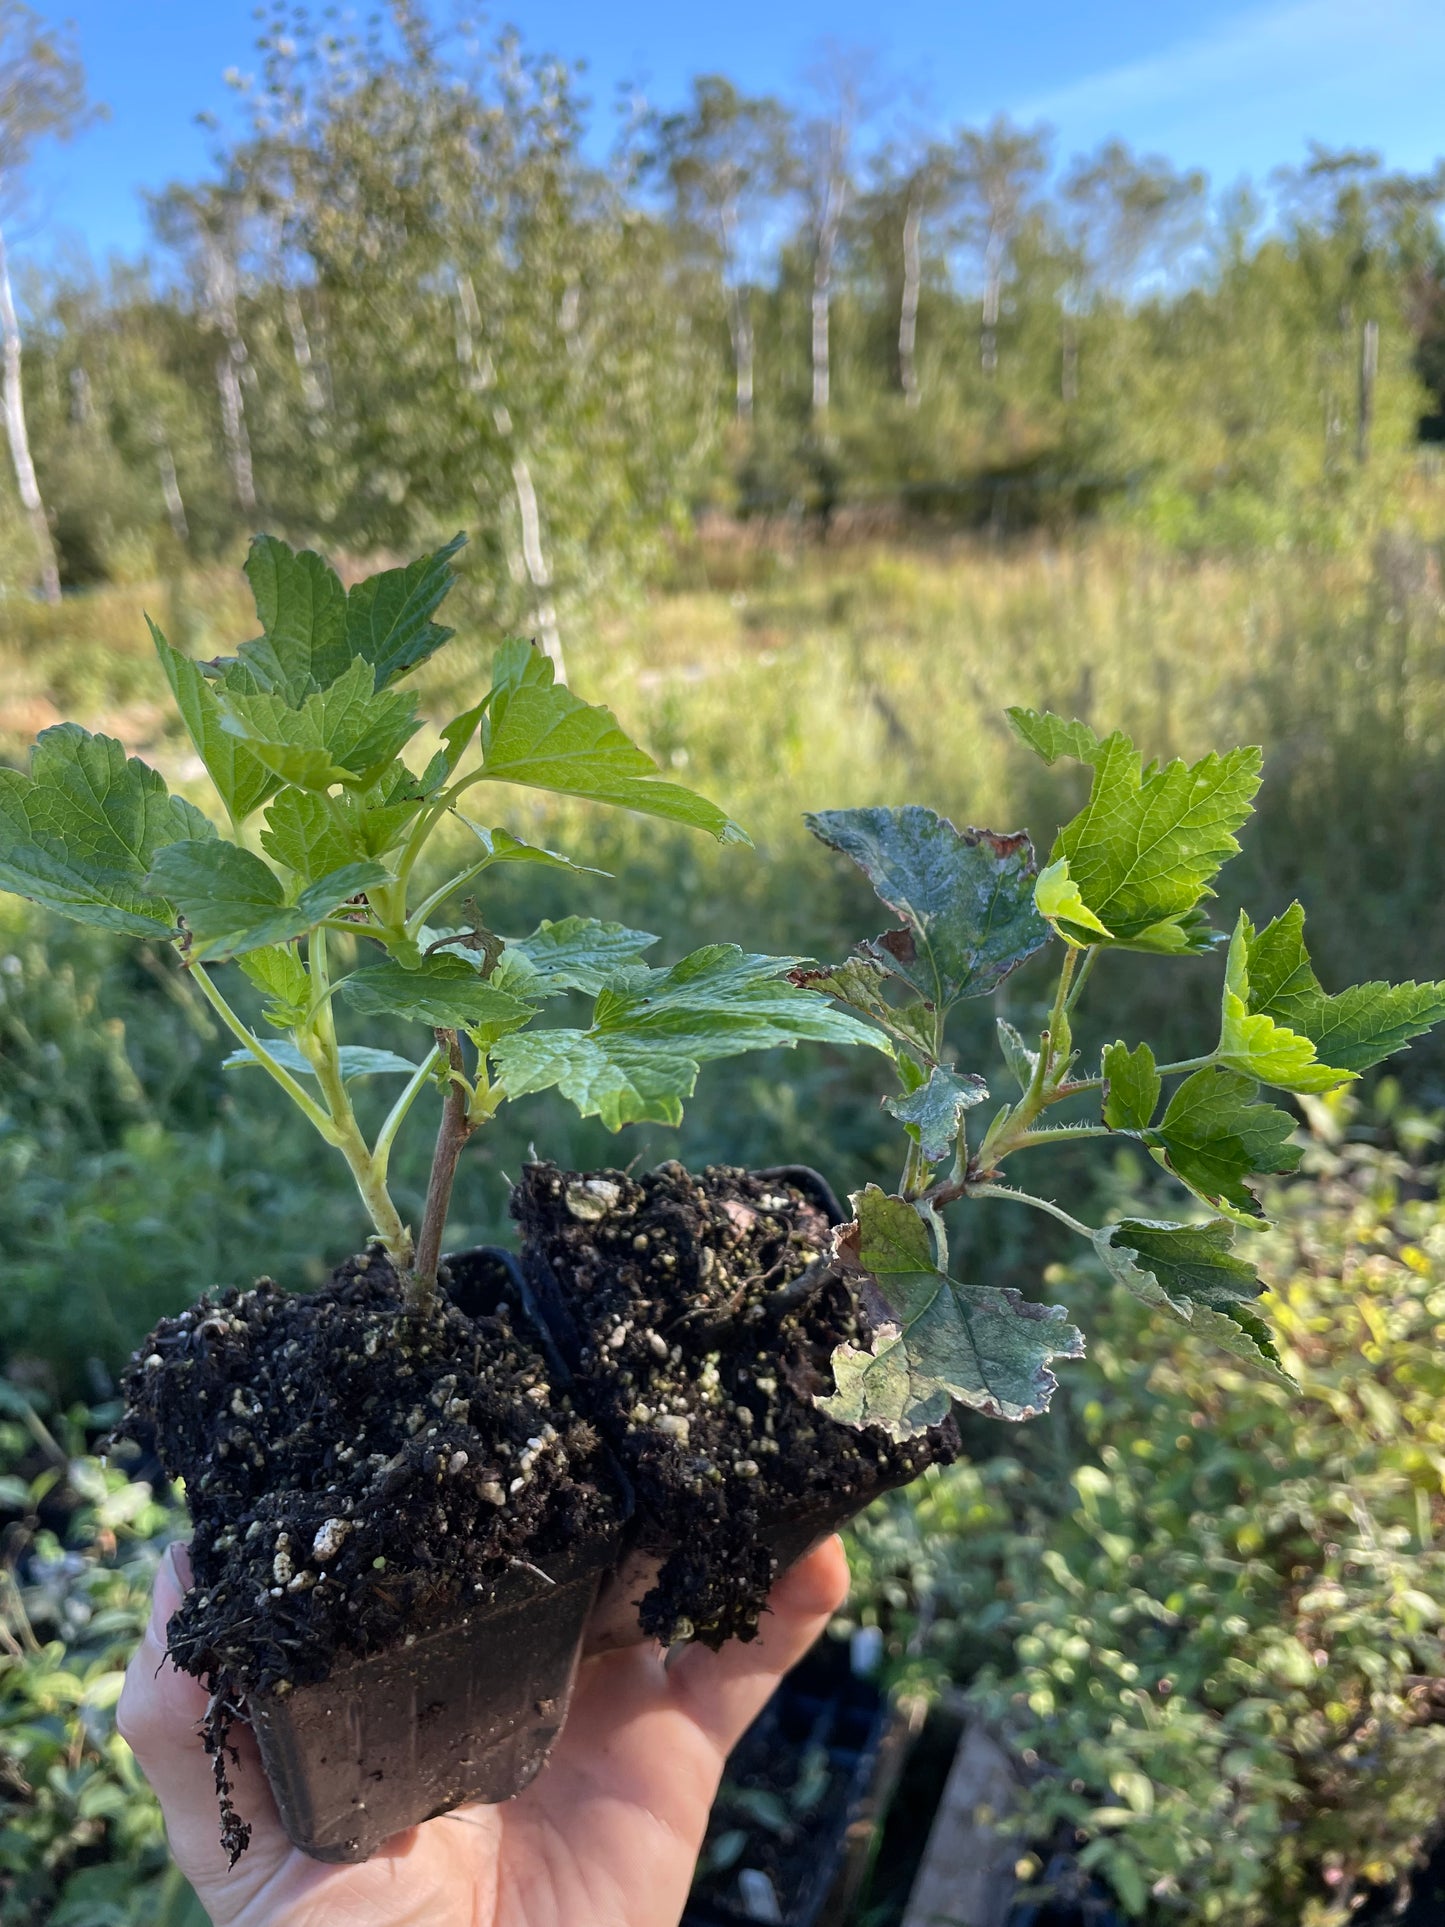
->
xmin=815 ymin=1187 xmax=1084 ymax=1439
xmin=787 ymin=955 xmax=940 ymax=1061
xmin=238 ymin=944 xmax=310 ymax=1028
xmin=493 ymin=945 xmax=883 ymax=1129
xmin=218 ymin=658 xmax=422 ymax=791
xmin=343 ymin=534 xmax=466 ymax=689
xmin=151 ymin=618 xmax=279 ymax=825
xmin=1144 ymin=1066 xmax=1300 ymax=1222
xmin=455 ymin=819 xmax=609 ymax=880
xmin=1241 ymin=902 xmax=1445 ymax=1074
xmin=506 ymin=917 xmax=659 ymax=997
xmin=0 ymin=725 xmax=215 ymax=937
xmin=1094 ymin=1218 xmax=1291 ymax=1381
xmin=1101 ymin=1040 xmax=1162 ymax=1131
xmin=996 ymin=1018 xmax=1040 ymax=1094
xmin=146 ymin=840 xmax=387 ymax=961
xmin=1006 ymin=707 xmax=1108 ymax=767
xmin=805 ymin=806 xmax=1050 ymax=1009
xmin=233 ymin=535 xmax=351 ymax=701
xmin=883 ymin=1066 xmax=989 ymax=1163
xmin=339 ymin=954 xmax=536 ymax=1034
xmin=477 ymin=640 xmax=748 ymax=842
xmin=1034 ymin=855 xmax=1114 ymax=946
xmin=1218 ymin=913 xmax=1353 ymax=1093
xmin=1041 ymin=721 xmax=1261 ymax=951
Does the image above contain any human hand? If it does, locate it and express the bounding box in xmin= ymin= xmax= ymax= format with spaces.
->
xmin=118 ymin=1535 xmax=850 ymax=1927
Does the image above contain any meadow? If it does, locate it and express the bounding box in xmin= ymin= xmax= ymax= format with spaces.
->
xmin=5 ymin=519 xmax=1445 ymax=1924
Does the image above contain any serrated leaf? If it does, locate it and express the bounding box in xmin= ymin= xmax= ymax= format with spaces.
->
xmin=146 ymin=841 xmax=387 ymax=961
xmin=218 ymin=658 xmax=421 ymax=791
xmin=260 ymin=788 xmax=363 ymax=879
xmin=1102 ymin=1040 xmax=1161 ymax=1131
xmin=223 ymin=1041 xmax=421 ymax=1081
xmin=339 ymin=954 xmax=536 ymax=1034
xmin=0 ymin=725 xmax=215 ymax=937
xmin=1093 ymin=1220 xmax=1292 ymax=1381
xmin=233 ymin=535 xmax=350 ymax=700
xmin=1035 ymin=854 xmax=1113 ymax=945
xmin=1242 ymin=901 xmax=1445 ymax=1073
xmin=1048 ymin=730 xmax=1261 ymax=949
xmin=150 ymin=618 xmax=278 ymax=824
xmin=456 ymin=819 xmax=607 ymax=879
xmin=1145 ymin=1066 xmax=1300 ymax=1222
xmin=344 ymin=534 xmax=466 ymax=689
xmin=805 ymin=807 xmax=1050 ymax=1009
xmin=477 ymin=640 xmax=748 ymax=842
xmin=996 ymin=1018 xmax=1039 ymax=1093
xmin=238 ymin=944 xmax=310 ymax=1028
xmin=507 ymin=917 xmax=659 ymax=996
xmin=816 ymin=1187 xmax=1084 ymax=1439
xmin=440 ymin=698 xmax=491 ymax=777
xmin=1006 ymin=707 xmax=1108 ymax=767
xmin=492 ymin=945 xmax=884 ymax=1129
xmin=883 ymin=1066 xmax=989 ymax=1162
xmin=1219 ymin=913 xmax=1353 ymax=1093
xmin=788 ymin=955 xmax=939 ymax=1061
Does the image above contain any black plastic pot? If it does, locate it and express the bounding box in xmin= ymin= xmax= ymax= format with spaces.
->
xmin=248 ymin=1247 xmax=618 ymax=1862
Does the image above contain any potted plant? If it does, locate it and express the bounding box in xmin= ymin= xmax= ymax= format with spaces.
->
xmin=3 ymin=541 xmax=1441 ymax=1865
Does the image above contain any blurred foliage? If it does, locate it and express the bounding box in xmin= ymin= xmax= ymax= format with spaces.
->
xmin=848 ymin=1091 xmax=1445 ymax=1923
xmin=0 ymin=1382 xmax=191 ymax=1926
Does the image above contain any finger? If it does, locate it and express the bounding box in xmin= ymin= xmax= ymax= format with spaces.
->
xmin=663 ymin=1535 xmax=850 ymax=1757
xmin=118 ymin=1544 xmax=289 ymax=1901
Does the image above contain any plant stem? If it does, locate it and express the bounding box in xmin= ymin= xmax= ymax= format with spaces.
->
xmin=411 ymin=1029 xmax=475 ymax=1305
xmin=300 ymin=929 xmax=413 ymax=1269
xmin=187 ymin=963 xmax=337 ymax=1140
xmin=969 ymin=1180 xmax=1094 ymax=1242
xmin=372 ymin=1043 xmax=444 ymax=1185
xmin=1009 ymin=1124 xmax=1114 ymax=1148
xmin=1064 ymin=944 xmax=1097 ymax=1014
xmin=407 ymin=854 xmax=496 ymax=938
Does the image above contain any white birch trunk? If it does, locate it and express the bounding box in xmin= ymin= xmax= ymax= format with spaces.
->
xmin=811 ymin=170 xmax=846 ymax=416
xmin=727 ymin=284 xmax=754 ymax=423
xmin=283 ymin=289 xmax=326 ymax=417
xmin=205 ymin=237 xmax=257 ymax=513
xmin=899 ymin=187 xmax=922 ymax=406
xmin=0 ymin=221 xmax=60 ymax=602
xmin=981 ymin=236 xmax=1003 ymax=376
xmin=151 ymin=422 xmax=189 ymax=542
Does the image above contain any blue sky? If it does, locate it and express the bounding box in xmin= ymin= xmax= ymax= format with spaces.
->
xmin=19 ymin=0 xmax=1445 ymax=263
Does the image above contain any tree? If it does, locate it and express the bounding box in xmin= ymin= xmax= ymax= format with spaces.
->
xmin=953 ymin=116 xmax=1051 ymax=376
xmin=856 ymin=137 xmax=955 ymax=406
xmin=799 ymin=51 xmax=868 ymax=416
xmin=0 ymin=0 xmax=97 ymax=600
xmin=650 ymin=76 xmax=793 ymax=425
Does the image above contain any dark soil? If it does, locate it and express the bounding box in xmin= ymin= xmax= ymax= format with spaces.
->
xmin=116 ymin=1248 xmax=620 ymax=1848
xmin=514 ymin=1160 xmax=959 ymax=1646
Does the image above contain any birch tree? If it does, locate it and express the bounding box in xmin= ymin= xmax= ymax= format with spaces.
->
xmin=0 ymin=1 xmax=95 ymax=600
xmin=954 ymin=116 xmax=1051 ymax=377
xmin=800 ymin=54 xmax=867 ymax=417
xmin=650 ymin=76 xmax=793 ymax=426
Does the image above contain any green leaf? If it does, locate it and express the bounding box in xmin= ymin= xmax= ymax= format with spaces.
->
xmin=222 ymin=1041 xmax=421 ymax=1081
xmin=492 ymin=945 xmax=883 ymax=1129
xmin=456 ymin=820 xmax=608 ymax=879
xmin=0 ymin=725 xmax=215 ymax=937
xmin=439 ymin=698 xmax=491 ymax=778
xmin=788 ymin=955 xmax=940 ymax=1061
xmin=147 ymin=842 xmax=388 ymax=962
xmin=233 ymin=535 xmax=350 ymax=700
xmin=339 ymin=954 xmax=536 ymax=1034
xmin=1035 ymin=854 xmax=1114 ymax=945
xmin=506 ymin=917 xmax=659 ymax=996
xmin=1101 ymin=1041 xmax=1161 ymax=1131
xmin=238 ymin=945 xmax=309 ymax=1028
xmin=883 ymin=1066 xmax=989 ymax=1162
xmin=1048 ymin=729 xmax=1261 ymax=949
xmin=1145 ymin=1066 xmax=1300 ymax=1222
xmin=477 ymin=640 xmax=748 ymax=842
xmin=1006 ymin=707 xmax=1108 ymax=767
xmin=343 ymin=534 xmax=466 ymax=689
xmin=150 ymin=618 xmax=278 ymax=824
xmin=218 ymin=658 xmax=422 ymax=791
xmin=1093 ymin=1218 xmax=1292 ymax=1382
xmin=805 ymin=807 xmax=1050 ymax=1008
xmin=1218 ymin=913 xmax=1353 ymax=1093
xmin=996 ymin=1018 xmax=1039 ymax=1093
xmin=1241 ymin=901 xmax=1445 ymax=1073
xmin=260 ymin=788 xmax=365 ymax=880
xmin=815 ymin=1187 xmax=1084 ymax=1439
